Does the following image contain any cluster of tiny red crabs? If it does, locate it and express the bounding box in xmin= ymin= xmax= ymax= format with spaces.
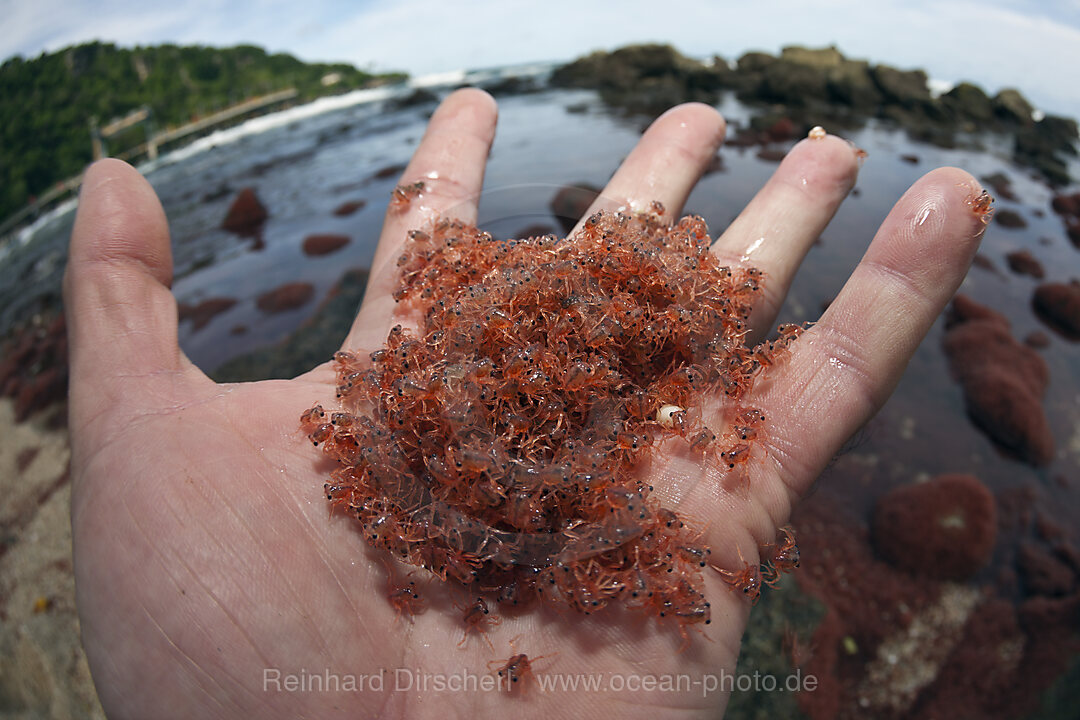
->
xmin=301 ymin=199 xmax=802 ymax=685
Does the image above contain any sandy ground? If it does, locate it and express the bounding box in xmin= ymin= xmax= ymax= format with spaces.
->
xmin=0 ymin=398 xmax=104 ymax=719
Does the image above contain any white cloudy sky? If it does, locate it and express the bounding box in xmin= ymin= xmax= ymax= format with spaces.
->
xmin=4 ymin=0 xmax=1080 ymax=119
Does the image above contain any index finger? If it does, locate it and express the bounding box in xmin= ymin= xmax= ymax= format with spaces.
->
xmin=343 ymin=89 xmax=499 ymax=351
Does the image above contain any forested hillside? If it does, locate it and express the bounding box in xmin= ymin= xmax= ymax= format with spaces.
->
xmin=0 ymin=42 xmax=406 ymax=224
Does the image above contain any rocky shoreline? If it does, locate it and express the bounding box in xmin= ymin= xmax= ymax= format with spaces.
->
xmin=551 ymin=44 xmax=1078 ymax=186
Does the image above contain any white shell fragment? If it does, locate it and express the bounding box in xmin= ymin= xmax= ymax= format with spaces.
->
xmin=656 ymin=404 xmax=685 ymax=427
xmin=808 ymin=126 xmax=826 ymax=140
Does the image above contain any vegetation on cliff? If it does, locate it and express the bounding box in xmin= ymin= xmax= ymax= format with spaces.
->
xmin=0 ymin=41 xmax=405 ymax=224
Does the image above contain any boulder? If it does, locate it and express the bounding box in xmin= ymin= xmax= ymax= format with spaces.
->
xmin=178 ymin=297 xmax=237 ymax=331
xmin=222 ymin=188 xmax=268 ymax=236
xmin=1033 ymin=281 xmax=1080 ymax=339
xmin=943 ymin=295 xmax=1053 ymax=465
xmin=871 ymin=65 xmax=931 ymax=107
xmin=302 ymin=234 xmax=350 ymax=257
xmin=941 ymin=82 xmax=994 ymax=122
xmin=994 ymin=209 xmax=1027 ymax=229
xmin=1005 ymin=249 xmax=1044 ymax=279
xmin=992 ymin=88 xmax=1034 ymax=125
xmin=873 ymin=474 xmax=997 ymax=580
xmin=256 ymin=282 xmax=314 ymax=313
xmin=1050 ymin=191 xmax=1080 ymax=218
xmin=333 ymin=199 xmax=367 ymax=217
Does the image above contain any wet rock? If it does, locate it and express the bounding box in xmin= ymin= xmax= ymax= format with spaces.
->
xmin=0 ymin=313 xmax=68 ymax=423
xmin=177 ymin=297 xmax=238 ymax=331
xmin=943 ymin=295 xmax=1053 ymax=465
xmin=873 ymin=474 xmax=997 ymax=580
xmin=481 ymin=75 xmax=541 ymax=96
xmin=1032 ymin=281 xmax=1080 ymax=339
xmin=333 ymin=199 xmax=367 ymax=217
xmin=756 ymin=148 xmax=788 ymax=163
xmin=1050 ymin=191 xmax=1080 ymax=217
xmin=900 ymin=153 xmax=919 ymax=164
xmin=994 ymin=209 xmax=1027 ymax=229
xmin=372 ymin=163 xmax=407 ymax=180
xmin=388 ymin=88 xmax=438 ymax=110
xmin=960 ymin=366 xmax=1055 ymax=465
xmin=757 ymin=60 xmax=828 ymax=106
xmin=981 ymin=172 xmax=1017 ymax=201
xmin=993 ymin=89 xmax=1035 ymax=125
xmin=1005 ymin=249 xmax=1044 ymax=278
xmin=871 ymin=64 xmax=931 ymax=108
xmin=302 ymin=233 xmax=350 ymax=257
xmin=1017 ymin=541 xmax=1077 ymax=596
xmin=1014 ymin=115 xmax=1078 ymax=186
xmin=1024 ymin=330 xmax=1051 ymax=349
xmin=551 ymin=44 xmax=731 ymax=114
xmin=941 ymin=82 xmax=995 ymax=123
xmin=256 ymin=282 xmax=314 ymax=314
xmin=550 ymin=183 xmax=600 ymax=233
xmin=221 ymin=187 xmax=268 ymax=236
xmin=1068 ymin=220 xmax=1080 ymax=248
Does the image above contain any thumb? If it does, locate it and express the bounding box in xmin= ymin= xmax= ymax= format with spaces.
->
xmin=64 ymin=160 xmax=202 ymax=436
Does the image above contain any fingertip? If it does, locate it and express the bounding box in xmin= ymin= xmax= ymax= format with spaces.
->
xmin=430 ymin=87 xmax=498 ymax=132
xmin=887 ymin=166 xmax=989 ymax=253
xmin=653 ymin=102 xmax=727 ymax=147
xmin=785 ymin=133 xmax=861 ymax=195
xmin=71 ymin=158 xmax=173 ymax=287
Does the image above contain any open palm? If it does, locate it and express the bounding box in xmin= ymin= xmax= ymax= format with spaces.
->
xmin=67 ymin=89 xmax=988 ymax=720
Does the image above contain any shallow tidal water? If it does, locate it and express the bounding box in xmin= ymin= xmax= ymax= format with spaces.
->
xmin=4 ymin=71 xmax=1079 ymax=717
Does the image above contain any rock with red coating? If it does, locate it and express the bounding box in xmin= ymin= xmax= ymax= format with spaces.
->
xmin=1032 ymin=280 xmax=1080 ymax=340
xmin=943 ymin=295 xmax=1053 ymax=465
xmin=302 ymin=234 xmax=350 ymax=257
xmin=0 ymin=313 xmax=69 ymax=422
xmin=1024 ymin=330 xmax=1050 ymax=349
xmin=178 ymin=297 xmax=238 ymax=331
xmin=1068 ymin=219 xmax=1080 ymax=248
xmin=994 ymin=209 xmax=1027 ymax=228
xmin=333 ymin=199 xmax=367 ymax=217
xmin=256 ymin=282 xmax=314 ymax=313
xmin=222 ymin=188 xmax=268 ymax=236
xmin=1017 ymin=541 xmax=1077 ymax=597
xmin=1005 ymin=249 xmax=1044 ymax=279
xmin=1050 ymin=191 xmax=1080 ymax=217
xmin=873 ymin=474 xmax=997 ymax=580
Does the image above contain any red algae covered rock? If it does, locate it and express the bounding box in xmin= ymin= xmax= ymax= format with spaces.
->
xmin=1004 ymin=249 xmax=1044 ymax=279
xmin=302 ymin=233 xmax=350 ymax=257
xmin=1050 ymin=191 xmax=1080 ymax=217
xmin=1017 ymin=540 xmax=1078 ymax=596
xmin=301 ymin=206 xmax=802 ymax=633
xmin=256 ymin=282 xmax=314 ymax=313
xmin=1032 ymin=280 xmax=1080 ymax=340
xmin=222 ymin=187 xmax=268 ymax=236
xmin=872 ymin=474 xmax=997 ymax=581
xmin=333 ymin=199 xmax=367 ymax=217
xmin=943 ymin=295 xmax=1053 ymax=465
xmin=0 ymin=313 xmax=68 ymax=423
xmin=178 ymin=297 xmax=237 ymax=331
xmin=993 ymin=208 xmax=1027 ymax=228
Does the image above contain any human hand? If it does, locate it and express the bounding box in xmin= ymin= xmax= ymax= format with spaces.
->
xmin=67 ymin=88 xmax=987 ymax=719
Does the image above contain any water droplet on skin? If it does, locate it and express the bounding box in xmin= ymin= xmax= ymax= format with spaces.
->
xmin=425 ymin=171 xmax=439 ymax=180
xmin=915 ymin=204 xmax=933 ymax=226
xmin=740 ymin=236 xmax=765 ymax=262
